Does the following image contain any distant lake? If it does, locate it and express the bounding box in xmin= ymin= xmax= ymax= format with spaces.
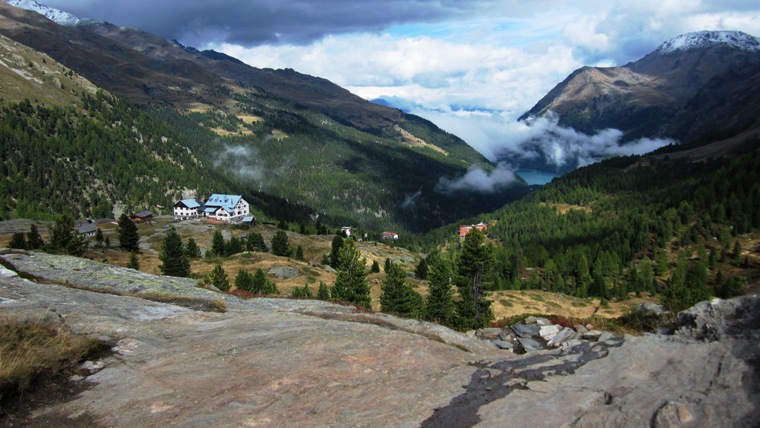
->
xmin=517 ymin=169 xmax=561 ymax=186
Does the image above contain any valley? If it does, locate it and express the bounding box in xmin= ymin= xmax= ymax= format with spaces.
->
xmin=0 ymin=1 xmax=759 ymax=425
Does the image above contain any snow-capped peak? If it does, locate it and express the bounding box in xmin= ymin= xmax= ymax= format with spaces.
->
xmin=656 ymin=31 xmax=760 ymax=54
xmin=7 ymin=0 xmax=81 ymax=26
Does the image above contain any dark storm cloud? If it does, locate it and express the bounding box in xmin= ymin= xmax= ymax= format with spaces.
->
xmin=45 ymin=0 xmax=487 ymax=47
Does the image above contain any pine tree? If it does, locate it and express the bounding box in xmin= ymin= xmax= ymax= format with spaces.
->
xmin=454 ymin=228 xmax=494 ymax=330
xmin=251 ymin=268 xmax=268 ymax=294
xmin=159 ymin=227 xmax=190 ymax=277
xmin=331 ymin=240 xmax=371 ymax=308
xmin=225 ymin=236 xmax=244 ymax=256
xmin=415 ymin=257 xmax=428 ymax=280
xmin=370 ymin=260 xmax=380 ymax=273
xmin=127 ymin=252 xmax=140 ymax=270
xmin=425 ymin=252 xmax=455 ymax=327
xmin=235 ymin=269 xmax=254 ymax=292
xmin=211 ymin=230 xmax=225 ymax=257
xmin=733 ymin=241 xmax=743 ymax=265
xmin=210 ymin=264 xmax=230 ymax=292
xmin=117 ymin=214 xmax=139 ymax=252
xmin=271 ymin=230 xmax=290 ymax=257
xmin=246 ymin=232 xmax=267 ymax=252
xmin=94 ymin=228 xmax=104 ymax=248
xmin=9 ymin=232 xmax=27 ymax=249
xmin=46 ymin=215 xmax=87 ymax=256
xmin=27 ymin=224 xmax=43 ymax=249
xmin=380 ymin=263 xmax=423 ymax=318
xmin=317 ymin=281 xmax=330 ymax=300
xmin=185 ymin=238 xmax=201 ymax=259
xmin=295 ymin=245 xmax=304 ymax=261
xmin=384 ymin=257 xmax=392 ymax=273
xmin=329 ymin=235 xmax=344 ymax=267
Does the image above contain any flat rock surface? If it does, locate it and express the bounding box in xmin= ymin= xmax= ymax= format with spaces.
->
xmin=1 ymin=251 xmax=758 ymax=427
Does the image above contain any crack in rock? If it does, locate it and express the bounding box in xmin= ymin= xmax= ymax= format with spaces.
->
xmin=421 ymin=340 xmax=623 ymax=428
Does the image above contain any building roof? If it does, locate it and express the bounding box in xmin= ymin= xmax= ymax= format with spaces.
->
xmin=77 ymin=223 xmax=97 ymax=234
xmin=242 ymin=215 xmax=255 ymax=223
xmin=176 ymin=198 xmax=202 ymax=209
xmin=134 ymin=210 xmax=153 ymax=218
xmin=204 ymin=194 xmax=243 ymax=214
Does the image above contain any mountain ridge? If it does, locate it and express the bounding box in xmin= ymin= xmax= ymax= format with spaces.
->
xmin=519 ymin=30 xmax=760 ymax=150
xmin=0 ymin=1 xmax=526 ymax=230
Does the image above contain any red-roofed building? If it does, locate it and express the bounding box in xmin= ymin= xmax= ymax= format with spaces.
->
xmin=459 ymin=222 xmax=487 ymax=237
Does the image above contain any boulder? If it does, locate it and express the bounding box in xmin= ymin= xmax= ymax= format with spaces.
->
xmin=267 ymin=266 xmax=300 ymax=280
xmin=517 ymin=337 xmax=543 ymax=352
xmin=539 ymin=324 xmax=562 ymax=341
xmin=677 ymin=295 xmax=760 ymax=341
xmin=548 ymin=327 xmax=579 ymax=347
xmin=511 ymin=323 xmax=540 ymax=338
xmin=498 ymin=329 xmax=515 ymax=341
xmin=493 ymin=340 xmax=514 ymax=350
xmin=476 ymin=328 xmax=503 ymax=340
xmin=524 ymin=316 xmax=551 ymax=326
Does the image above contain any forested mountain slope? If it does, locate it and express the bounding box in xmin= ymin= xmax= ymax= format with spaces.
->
xmin=417 ymin=141 xmax=760 ymax=312
xmin=0 ymin=2 xmax=527 ymax=231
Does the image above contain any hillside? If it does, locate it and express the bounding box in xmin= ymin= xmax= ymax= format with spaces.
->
xmin=519 ymin=31 xmax=760 ymax=149
xmin=416 ymin=141 xmax=760 ymax=315
xmin=0 ymin=2 xmax=527 ymax=231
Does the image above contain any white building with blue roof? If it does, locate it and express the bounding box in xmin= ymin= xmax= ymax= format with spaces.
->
xmin=200 ymin=194 xmax=250 ymax=223
xmin=173 ymin=198 xmax=204 ymax=220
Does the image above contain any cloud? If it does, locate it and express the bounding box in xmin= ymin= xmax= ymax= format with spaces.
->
xmin=44 ymin=0 xmax=492 ymax=47
xmin=492 ymin=112 xmax=676 ymax=171
xmin=436 ymin=163 xmax=518 ymax=195
xmin=41 ymin=0 xmax=760 ymax=176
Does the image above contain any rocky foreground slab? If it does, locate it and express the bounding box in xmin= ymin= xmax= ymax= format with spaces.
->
xmin=1 ymin=250 xmax=758 ymax=427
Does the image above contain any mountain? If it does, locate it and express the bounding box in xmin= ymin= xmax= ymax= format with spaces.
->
xmin=0 ymin=2 xmax=527 ymax=231
xmin=519 ymin=31 xmax=760 ymax=149
xmin=6 ymin=0 xmax=81 ymax=25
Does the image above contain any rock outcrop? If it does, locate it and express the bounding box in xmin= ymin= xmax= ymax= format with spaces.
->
xmin=1 ymin=250 xmax=758 ymax=427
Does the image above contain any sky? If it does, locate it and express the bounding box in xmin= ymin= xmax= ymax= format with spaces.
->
xmin=41 ymin=0 xmax=760 ymax=179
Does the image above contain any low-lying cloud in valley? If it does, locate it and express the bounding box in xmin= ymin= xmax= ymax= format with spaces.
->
xmin=494 ymin=112 xmax=677 ymax=172
xmin=436 ymin=163 xmax=518 ymax=195
xmin=419 ymin=109 xmax=676 ymax=174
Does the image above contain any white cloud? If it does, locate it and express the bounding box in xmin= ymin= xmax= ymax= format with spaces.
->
xmin=436 ymin=163 xmax=518 ymax=195
xmin=206 ymin=1 xmax=758 ymax=172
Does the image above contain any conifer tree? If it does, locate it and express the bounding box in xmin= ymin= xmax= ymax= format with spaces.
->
xmin=271 ymin=230 xmax=290 ymax=257
xmin=246 ymin=232 xmax=267 ymax=252
xmin=211 ymin=230 xmax=225 ymax=257
xmin=415 ymin=257 xmax=428 ymax=280
xmin=331 ymin=240 xmax=371 ymax=308
xmin=185 ymin=238 xmax=201 ymax=259
xmin=159 ymin=227 xmax=190 ymax=277
xmin=117 ymin=214 xmax=139 ymax=253
xmin=733 ymin=241 xmax=743 ymax=265
xmin=95 ymin=228 xmax=104 ymax=248
xmin=424 ymin=252 xmax=455 ymax=327
xmin=27 ymin=224 xmax=43 ymax=249
xmin=235 ymin=269 xmax=254 ymax=292
xmin=329 ymin=235 xmax=344 ymax=267
xmin=9 ymin=232 xmax=27 ymax=249
xmin=210 ymin=264 xmax=230 ymax=292
xmin=46 ymin=215 xmax=87 ymax=256
xmin=454 ymin=228 xmax=494 ymax=330
xmin=380 ymin=263 xmax=423 ymax=318
xmin=317 ymin=281 xmax=330 ymax=300
xmin=384 ymin=257 xmax=392 ymax=273
xmin=127 ymin=252 xmax=140 ymax=270
xmin=295 ymin=245 xmax=304 ymax=261
xmin=251 ymin=268 xmax=268 ymax=294
xmin=370 ymin=260 xmax=380 ymax=273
